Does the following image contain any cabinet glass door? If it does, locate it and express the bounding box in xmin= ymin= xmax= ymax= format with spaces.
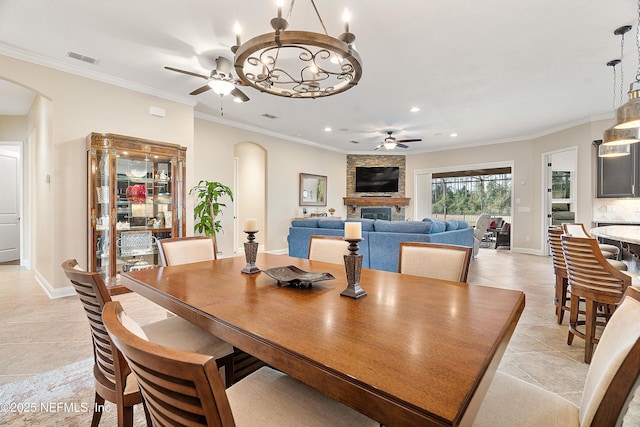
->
xmin=114 ymin=154 xmax=174 ymax=281
xmin=92 ymin=148 xmax=113 ymax=285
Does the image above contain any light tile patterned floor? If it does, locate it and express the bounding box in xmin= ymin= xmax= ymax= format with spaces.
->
xmin=0 ymin=249 xmax=638 ymax=424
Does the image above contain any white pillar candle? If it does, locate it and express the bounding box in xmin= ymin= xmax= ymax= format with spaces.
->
xmin=344 ymin=222 xmax=362 ymax=240
xmin=245 ymin=218 xmax=258 ymax=232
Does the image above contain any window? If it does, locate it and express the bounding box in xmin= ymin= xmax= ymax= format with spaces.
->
xmin=431 ymin=167 xmax=512 ymax=224
xmin=551 ymin=170 xmax=575 ymax=212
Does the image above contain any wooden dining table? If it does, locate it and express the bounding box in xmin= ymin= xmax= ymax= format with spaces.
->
xmin=120 ymin=253 xmax=525 ymax=427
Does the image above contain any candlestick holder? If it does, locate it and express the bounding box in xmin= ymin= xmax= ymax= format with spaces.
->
xmin=341 ymin=238 xmax=367 ymax=299
xmin=241 ymin=230 xmax=260 ymax=274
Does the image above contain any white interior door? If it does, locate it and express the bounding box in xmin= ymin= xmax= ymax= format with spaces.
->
xmin=0 ymin=149 xmax=20 ymax=263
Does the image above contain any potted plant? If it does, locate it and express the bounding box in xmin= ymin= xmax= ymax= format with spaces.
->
xmin=189 ymin=180 xmax=234 ymax=254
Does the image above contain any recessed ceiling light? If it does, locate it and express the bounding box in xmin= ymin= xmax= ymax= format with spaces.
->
xmin=324 ymin=127 xmax=332 ymax=132
xmin=410 ymin=107 xmax=420 ymax=113
xmin=450 ymin=133 xmax=458 ymax=137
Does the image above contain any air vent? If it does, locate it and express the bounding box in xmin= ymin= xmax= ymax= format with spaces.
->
xmin=66 ymin=51 xmax=99 ymax=65
xmin=261 ymin=113 xmax=278 ymax=119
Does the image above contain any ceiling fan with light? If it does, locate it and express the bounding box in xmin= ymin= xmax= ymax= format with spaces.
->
xmin=373 ymin=131 xmax=422 ymax=150
xmin=164 ymin=56 xmax=250 ymax=106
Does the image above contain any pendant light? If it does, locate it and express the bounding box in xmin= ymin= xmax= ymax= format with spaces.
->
xmin=614 ymin=0 xmax=640 ymax=129
xmin=602 ymin=25 xmax=638 ymax=150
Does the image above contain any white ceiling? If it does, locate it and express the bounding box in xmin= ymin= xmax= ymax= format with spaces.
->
xmin=0 ymin=0 xmax=636 ymax=153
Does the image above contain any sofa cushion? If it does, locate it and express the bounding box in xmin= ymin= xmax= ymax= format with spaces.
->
xmin=345 ymin=218 xmax=375 ymax=231
xmin=373 ymin=220 xmax=431 ymax=234
xmin=291 ymin=219 xmax=319 ymax=228
xmin=457 ymin=220 xmax=469 ymax=229
xmin=429 ymin=219 xmax=447 ymax=234
xmin=318 ymin=219 xmax=345 ymax=229
xmin=445 ymin=220 xmax=459 ymax=231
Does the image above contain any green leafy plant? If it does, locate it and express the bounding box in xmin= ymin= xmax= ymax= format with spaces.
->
xmin=189 ymin=180 xmax=234 ymax=253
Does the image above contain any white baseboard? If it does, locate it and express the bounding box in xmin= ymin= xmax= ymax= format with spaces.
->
xmin=35 ymin=270 xmax=76 ymax=299
xmin=265 ymin=248 xmax=289 ymax=255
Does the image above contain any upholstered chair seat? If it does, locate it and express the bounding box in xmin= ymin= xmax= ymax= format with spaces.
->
xmin=140 ymin=315 xmax=233 ymax=358
xmin=473 ymin=287 xmax=640 ymax=426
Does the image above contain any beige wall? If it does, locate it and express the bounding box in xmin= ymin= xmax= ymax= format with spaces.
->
xmin=407 ymin=119 xmax=609 ymax=255
xmin=194 ymin=118 xmax=347 ymax=255
xmin=0 ymin=115 xmax=27 ymax=140
xmin=0 ymin=54 xmax=195 ymax=291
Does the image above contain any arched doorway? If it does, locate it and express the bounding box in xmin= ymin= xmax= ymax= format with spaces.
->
xmin=234 ymin=142 xmax=267 ymax=252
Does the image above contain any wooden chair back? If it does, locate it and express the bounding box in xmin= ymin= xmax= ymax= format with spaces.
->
xmin=398 ymin=242 xmax=472 ymax=282
xmin=562 ymin=222 xmax=591 ymax=238
xmin=103 ymin=300 xmax=235 ymax=427
xmin=547 ymin=225 xmax=566 ymax=276
xmin=61 ymin=259 xmax=142 ymax=426
xmin=580 ymin=286 xmax=640 ymax=426
xmin=308 ymin=235 xmax=349 ymax=265
xmin=158 ymin=236 xmax=217 ymax=266
xmin=561 ymin=235 xmax=630 ymax=304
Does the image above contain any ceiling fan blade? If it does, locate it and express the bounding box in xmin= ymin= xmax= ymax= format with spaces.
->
xmin=396 ymin=138 xmax=422 ymax=143
xmin=190 ymin=85 xmax=212 ymax=95
xmin=231 ymin=87 xmax=250 ymax=103
xmin=397 ymin=143 xmax=409 ymax=148
xmin=374 ymin=144 xmax=383 ymax=150
xmin=164 ymin=66 xmax=209 ymax=80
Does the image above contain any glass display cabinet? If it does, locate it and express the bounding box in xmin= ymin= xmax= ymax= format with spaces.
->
xmin=87 ymin=133 xmax=186 ymax=294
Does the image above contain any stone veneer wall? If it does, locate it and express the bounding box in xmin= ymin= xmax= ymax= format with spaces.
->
xmin=346 ymin=155 xmax=406 ymax=220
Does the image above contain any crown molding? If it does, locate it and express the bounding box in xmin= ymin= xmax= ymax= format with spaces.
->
xmin=194 ymin=111 xmax=345 ymax=153
xmin=0 ymin=43 xmax=197 ymax=107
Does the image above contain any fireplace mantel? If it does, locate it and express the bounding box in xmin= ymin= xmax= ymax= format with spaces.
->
xmin=343 ymin=197 xmax=411 ymax=213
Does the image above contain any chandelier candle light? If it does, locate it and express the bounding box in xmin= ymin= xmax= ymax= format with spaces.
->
xmin=231 ymin=0 xmax=362 ymax=98
xmin=341 ymin=222 xmax=367 ymax=299
xmin=241 ymin=218 xmax=260 ymax=274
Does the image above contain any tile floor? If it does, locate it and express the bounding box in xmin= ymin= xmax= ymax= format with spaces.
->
xmin=0 ymin=249 xmax=638 ymax=423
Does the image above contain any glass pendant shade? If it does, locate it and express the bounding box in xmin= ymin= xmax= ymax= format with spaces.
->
xmin=598 ymin=143 xmax=631 ymax=157
xmin=209 ymin=80 xmax=235 ymax=96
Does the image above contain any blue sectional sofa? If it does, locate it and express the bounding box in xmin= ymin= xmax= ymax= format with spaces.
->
xmin=287 ymin=217 xmax=474 ymax=272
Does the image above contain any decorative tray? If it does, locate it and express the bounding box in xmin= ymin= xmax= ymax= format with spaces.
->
xmin=261 ymin=265 xmax=335 ymax=288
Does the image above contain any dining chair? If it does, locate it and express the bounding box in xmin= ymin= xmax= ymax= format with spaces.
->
xmin=155 ymin=236 xmax=235 ymax=386
xmin=547 ymin=225 xmax=570 ymax=324
xmin=561 ymin=235 xmax=633 ymax=363
xmin=61 ymin=259 xmax=235 ymax=426
xmin=308 ymin=235 xmax=349 ymax=264
xmin=398 ymin=242 xmax=472 ymax=283
xmin=562 ymin=223 xmax=622 ymax=261
xmin=472 ymin=286 xmax=640 ymax=426
xmin=157 ymin=235 xmax=217 ymax=267
xmin=102 ymin=300 xmax=379 ymax=427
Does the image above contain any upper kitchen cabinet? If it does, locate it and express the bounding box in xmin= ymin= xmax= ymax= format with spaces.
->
xmin=596 ymin=142 xmax=640 ymax=198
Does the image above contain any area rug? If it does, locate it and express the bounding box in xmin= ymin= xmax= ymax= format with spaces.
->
xmin=0 ymin=358 xmax=147 ymax=426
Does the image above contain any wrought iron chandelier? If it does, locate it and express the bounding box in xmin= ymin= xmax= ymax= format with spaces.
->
xmin=231 ymin=0 xmax=363 ymax=99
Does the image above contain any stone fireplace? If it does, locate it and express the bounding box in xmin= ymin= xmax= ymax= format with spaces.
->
xmin=344 ymin=155 xmax=409 ymax=221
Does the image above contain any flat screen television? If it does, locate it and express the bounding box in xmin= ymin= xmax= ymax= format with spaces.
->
xmin=355 ymin=166 xmax=399 ymax=192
